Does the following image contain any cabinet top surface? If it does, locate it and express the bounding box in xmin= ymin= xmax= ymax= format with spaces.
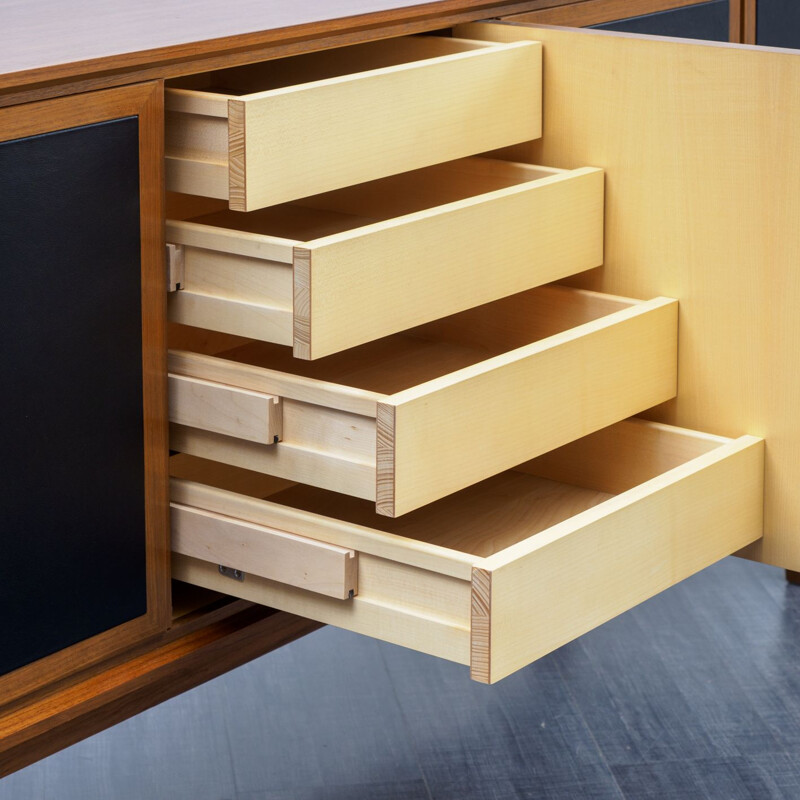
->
xmin=0 ymin=0 xmax=530 ymax=91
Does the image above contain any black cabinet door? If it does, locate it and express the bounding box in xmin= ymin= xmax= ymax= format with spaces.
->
xmin=593 ymin=1 xmax=730 ymax=41
xmin=756 ymin=0 xmax=800 ymax=47
xmin=0 ymin=85 xmax=169 ymax=693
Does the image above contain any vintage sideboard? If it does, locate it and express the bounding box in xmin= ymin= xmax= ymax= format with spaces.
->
xmin=2 ymin=0 xmax=799 ymax=777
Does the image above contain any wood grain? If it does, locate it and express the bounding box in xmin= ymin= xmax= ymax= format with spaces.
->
xmin=169 ymin=373 xmax=283 ymax=445
xmin=469 ymin=567 xmax=492 ymax=683
xmin=505 ymin=0 xmax=716 ymax=27
xmin=166 ymin=37 xmax=542 ymax=210
xmin=0 ymin=2 xmax=561 ymax=97
xmin=461 ymin=22 xmax=799 ymax=570
xmin=171 ymin=503 xmax=358 ymax=599
xmin=471 ymin=434 xmax=765 ymax=683
xmin=379 ymin=296 xmax=677 ymax=516
xmin=173 ymin=552 xmax=472 ymax=665
xmin=0 ymin=607 xmax=320 ymax=777
xmin=168 ymin=158 xmax=603 ymax=358
xmin=171 ymin=477 xmax=476 ymax=579
xmin=743 ymin=0 xmax=757 ymax=44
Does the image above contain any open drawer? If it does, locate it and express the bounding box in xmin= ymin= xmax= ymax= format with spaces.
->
xmin=170 ymin=418 xmax=764 ymax=683
xmin=169 ymin=285 xmax=678 ymax=516
xmin=165 ymin=36 xmax=541 ymax=211
xmin=166 ymin=157 xmax=604 ymax=359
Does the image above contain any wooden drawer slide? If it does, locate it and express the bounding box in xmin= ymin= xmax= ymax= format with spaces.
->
xmin=171 ymin=419 xmax=764 ymax=683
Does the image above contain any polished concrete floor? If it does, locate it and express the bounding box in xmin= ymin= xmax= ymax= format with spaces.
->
xmin=3 ymin=556 xmax=800 ymax=799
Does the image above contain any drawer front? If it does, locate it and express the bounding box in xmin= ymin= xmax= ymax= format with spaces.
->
xmin=167 ymin=159 xmax=604 ymax=359
xmin=170 ymin=419 xmax=764 ymax=683
xmin=168 ymin=286 xmax=678 ymax=516
xmin=165 ymin=37 xmax=542 ymax=211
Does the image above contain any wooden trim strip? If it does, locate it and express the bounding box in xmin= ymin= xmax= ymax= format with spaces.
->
xmin=729 ymin=0 xmax=743 ymax=42
xmin=743 ymin=0 xmax=757 ymax=44
xmin=0 ymin=81 xmax=170 ymax=708
xmin=166 ymin=220 xmax=296 ymax=263
xmin=168 ymin=291 xmax=295 ymax=347
xmin=504 ymin=0 xmax=712 ymax=28
xmin=483 ymin=435 xmax=764 ymax=571
xmin=0 ymin=2 xmax=565 ymax=95
xmin=375 ymin=403 xmax=397 ymax=517
xmin=168 ymin=349 xmax=382 ymax=417
xmin=469 ymin=567 xmax=492 ymax=683
xmin=168 ymin=373 xmax=283 ymax=445
xmin=0 ymin=608 xmax=320 ymax=777
xmin=164 ymin=88 xmax=230 ymax=117
xmin=293 ymin=247 xmax=312 ymax=359
xmin=171 ymin=503 xmax=358 ymax=599
xmin=170 ymin=425 xmax=378 ymax=501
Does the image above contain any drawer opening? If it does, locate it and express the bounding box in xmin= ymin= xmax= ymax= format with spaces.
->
xmin=168 ymin=37 xmax=496 ymax=96
xmin=166 ymin=156 xmax=603 ymax=358
xmin=169 ymin=285 xmax=677 ymax=516
xmin=165 ymin=35 xmax=541 ymax=211
xmin=199 ymin=285 xmax=639 ymax=397
xmin=170 ymin=418 xmax=763 ymax=682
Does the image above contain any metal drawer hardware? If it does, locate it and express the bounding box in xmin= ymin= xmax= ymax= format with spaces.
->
xmin=166 ymin=243 xmax=185 ymax=292
xmin=218 ymin=564 xmax=245 ymax=582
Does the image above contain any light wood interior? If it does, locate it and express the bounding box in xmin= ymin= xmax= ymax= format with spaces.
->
xmin=181 ymin=158 xmax=563 ymax=242
xmin=460 ymin=22 xmax=799 ymax=571
xmin=167 ymin=36 xmax=497 ymax=96
xmin=171 ymin=419 xmax=730 ymax=559
xmin=215 ymin=285 xmax=637 ymax=396
xmin=166 ymin=157 xmax=602 ymax=360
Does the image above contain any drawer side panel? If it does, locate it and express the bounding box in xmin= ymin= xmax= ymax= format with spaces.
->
xmin=302 ymin=167 xmax=604 ymax=359
xmin=474 ymin=435 xmax=764 ymax=683
xmin=379 ymin=298 xmax=678 ymax=517
xmin=173 ymin=553 xmax=471 ymax=664
xmin=233 ymin=42 xmax=542 ymax=211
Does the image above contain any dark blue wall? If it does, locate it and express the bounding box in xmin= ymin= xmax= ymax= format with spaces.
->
xmin=594 ymin=0 xmax=729 ymax=41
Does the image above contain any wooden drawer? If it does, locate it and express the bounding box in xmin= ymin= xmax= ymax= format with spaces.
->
xmin=166 ymin=157 xmax=604 ymax=359
xmin=169 ymin=285 xmax=678 ymax=517
xmin=170 ymin=418 xmax=764 ymax=683
xmin=165 ymin=36 xmax=541 ymax=211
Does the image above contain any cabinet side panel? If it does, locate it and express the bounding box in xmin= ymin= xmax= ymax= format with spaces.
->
xmin=461 ymin=22 xmax=800 ymax=571
xmin=0 ymin=117 xmax=146 ymax=675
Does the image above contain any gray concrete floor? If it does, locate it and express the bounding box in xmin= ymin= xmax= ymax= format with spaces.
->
xmin=3 ymin=556 xmax=800 ymax=799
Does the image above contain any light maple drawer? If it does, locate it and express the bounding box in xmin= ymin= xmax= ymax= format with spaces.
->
xmin=165 ymin=36 xmax=542 ymax=211
xmin=166 ymin=157 xmax=604 ymax=359
xmin=169 ymin=285 xmax=678 ymax=517
xmin=170 ymin=418 xmax=764 ymax=683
